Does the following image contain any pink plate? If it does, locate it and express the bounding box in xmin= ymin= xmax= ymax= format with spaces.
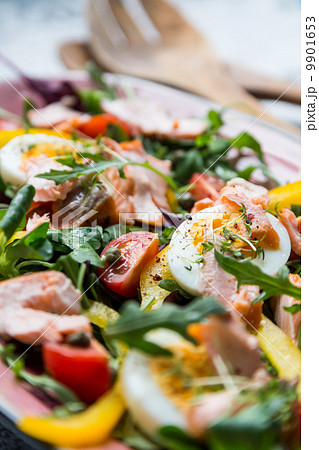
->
xmin=0 ymin=71 xmax=300 ymax=449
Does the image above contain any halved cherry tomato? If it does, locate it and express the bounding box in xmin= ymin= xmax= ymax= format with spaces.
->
xmin=99 ymin=231 xmax=159 ymax=298
xmin=42 ymin=339 xmax=111 ymax=404
xmin=75 ymin=114 xmax=131 ymax=139
xmin=190 ymin=173 xmax=225 ymax=201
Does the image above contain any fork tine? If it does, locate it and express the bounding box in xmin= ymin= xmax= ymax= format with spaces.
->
xmin=91 ymin=0 xmax=128 ymax=48
xmin=120 ymin=0 xmax=162 ymax=44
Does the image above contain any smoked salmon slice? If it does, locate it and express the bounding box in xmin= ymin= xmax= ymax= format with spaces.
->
xmin=0 ymin=271 xmax=91 ymax=344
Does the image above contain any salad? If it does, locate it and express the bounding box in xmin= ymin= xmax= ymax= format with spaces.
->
xmin=0 ymin=65 xmax=301 ymax=450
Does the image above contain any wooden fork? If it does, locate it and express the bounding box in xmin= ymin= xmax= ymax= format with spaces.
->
xmin=87 ymin=0 xmax=299 ymax=134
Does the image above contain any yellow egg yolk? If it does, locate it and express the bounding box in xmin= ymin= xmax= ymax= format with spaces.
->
xmin=150 ymin=343 xmax=215 ymax=412
xmin=22 ymin=143 xmax=79 ymax=162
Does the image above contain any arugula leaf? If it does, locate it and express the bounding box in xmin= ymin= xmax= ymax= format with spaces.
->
xmin=207 ymin=380 xmax=297 ymax=450
xmin=291 ymin=204 xmax=301 ymax=217
xmin=77 ymin=88 xmax=108 ymax=114
xmin=70 ymin=243 xmax=104 ymax=268
xmin=159 ymin=226 xmax=176 ymax=246
xmin=208 ymin=109 xmax=224 ymax=131
xmin=195 ymin=109 xmax=223 ymax=147
xmin=173 ymin=149 xmax=204 ymax=185
xmin=5 ymin=223 xmax=52 ymax=261
xmin=158 ymin=279 xmax=193 ymax=299
xmin=86 ymin=61 xmax=117 ymax=99
xmin=214 ymin=249 xmax=301 ymax=303
xmin=157 ymin=426 xmax=202 ymax=450
xmin=22 ymin=97 xmax=36 ymax=131
xmin=103 ymin=297 xmax=226 ymax=356
xmin=36 ymin=159 xmax=125 ymax=185
xmin=283 ymin=304 xmax=301 ymax=315
xmin=106 ymin=123 xmax=129 ymax=142
xmin=0 ymin=223 xmax=53 ymax=278
xmin=213 ymin=161 xmax=239 ymax=181
xmin=36 ymin=158 xmax=179 ymax=191
xmin=230 ymin=132 xmax=264 ymax=162
xmin=114 ymin=414 xmax=160 ymax=450
xmin=48 ymin=226 xmax=103 ymax=251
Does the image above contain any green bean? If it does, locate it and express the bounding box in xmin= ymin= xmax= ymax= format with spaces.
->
xmin=0 ymin=184 xmax=35 ymax=246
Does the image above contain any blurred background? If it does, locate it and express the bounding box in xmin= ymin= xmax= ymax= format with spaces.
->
xmin=0 ymin=0 xmax=300 ymax=125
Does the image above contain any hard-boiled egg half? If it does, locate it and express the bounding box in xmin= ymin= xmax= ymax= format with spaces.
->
xmin=0 ymin=134 xmax=77 ymax=186
xmin=121 ymin=329 xmax=214 ymax=436
xmin=167 ymin=205 xmax=291 ymax=296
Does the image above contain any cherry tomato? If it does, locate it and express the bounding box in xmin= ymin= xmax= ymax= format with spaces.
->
xmin=190 ymin=173 xmax=225 ymax=201
xmin=42 ymin=339 xmax=111 ymax=404
xmin=76 ymin=114 xmax=130 ymax=139
xmin=99 ymin=231 xmax=159 ymax=298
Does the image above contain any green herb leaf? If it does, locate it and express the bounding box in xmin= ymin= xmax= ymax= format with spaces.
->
xmin=35 ymin=159 xmax=125 ymax=185
xmin=283 ymin=304 xmax=301 ymax=315
xmin=230 ymin=132 xmax=264 ymax=162
xmin=159 ymin=226 xmax=176 ymax=246
xmin=48 ymin=226 xmax=104 ymax=251
xmin=291 ymin=204 xmax=301 ymax=217
xmin=157 ymin=426 xmax=202 ymax=450
xmin=106 ymin=123 xmax=129 ymax=142
xmin=207 ymin=380 xmax=298 ymax=450
xmin=77 ymin=88 xmax=108 ymax=114
xmin=173 ymin=149 xmax=204 ymax=185
xmin=158 ymin=279 xmax=193 ymax=299
xmin=0 ymin=222 xmax=53 ymax=278
xmin=5 ymin=223 xmax=52 ymax=263
xmin=86 ymin=61 xmax=117 ymax=99
xmin=70 ymin=243 xmax=104 ymax=268
xmin=214 ymin=249 xmax=301 ymax=303
xmin=22 ymin=98 xmax=37 ymax=131
xmin=36 ymin=158 xmax=179 ymax=192
xmin=0 ymin=184 xmax=35 ymax=246
xmin=208 ymin=109 xmax=224 ymax=131
xmin=103 ymin=297 xmax=226 ymax=356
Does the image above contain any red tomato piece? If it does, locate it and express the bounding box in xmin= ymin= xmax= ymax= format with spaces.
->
xmin=190 ymin=173 xmax=225 ymax=201
xmin=99 ymin=231 xmax=159 ymax=298
xmin=76 ymin=114 xmax=130 ymax=139
xmin=42 ymin=339 xmax=111 ymax=404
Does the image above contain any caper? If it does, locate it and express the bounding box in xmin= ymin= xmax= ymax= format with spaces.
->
xmin=66 ymin=331 xmax=91 ymax=347
xmin=102 ymin=247 xmax=122 ymax=265
xmin=178 ymin=192 xmax=196 ymax=211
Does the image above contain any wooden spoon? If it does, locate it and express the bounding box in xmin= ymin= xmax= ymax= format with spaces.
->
xmin=60 ymin=41 xmax=301 ymax=105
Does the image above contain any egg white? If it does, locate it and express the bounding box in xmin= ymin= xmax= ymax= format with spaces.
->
xmin=0 ymin=134 xmax=73 ymax=186
xmin=167 ymin=205 xmax=291 ymax=296
xmin=121 ymin=330 xmax=188 ymax=436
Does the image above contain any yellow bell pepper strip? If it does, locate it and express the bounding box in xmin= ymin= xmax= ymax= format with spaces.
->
xmin=257 ymin=314 xmax=301 ymax=382
xmin=140 ymin=246 xmax=174 ymax=311
xmin=18 ymin=382 xmax=126 ymax=448
xmin=166 ymin=187 xmax=179 ymax=213
xmin=268 ymin=181 xmax=301 ymax=212
xmin=0 ymin=129 xmax=71 ymax=149
xmin=84 ymin=301 xmax=119 ymax=329
xmin=6 ymin=230 xmax=26 ymax=246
